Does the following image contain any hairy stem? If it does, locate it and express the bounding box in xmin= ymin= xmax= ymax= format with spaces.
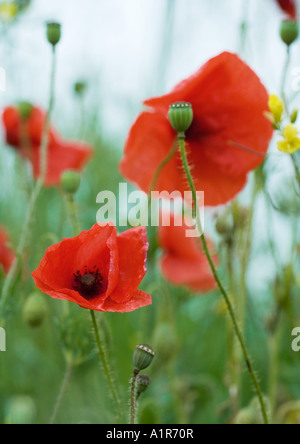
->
xmin=90 ymin=310 xmax=122 ymax=422
xmin=130 ymin=369 xmax=139 ymax=424
xmin=178 ymin=136 xmax=269 ymax=425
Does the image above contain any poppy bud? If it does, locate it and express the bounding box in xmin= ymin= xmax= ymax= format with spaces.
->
xmin=168 ymin=102 xmax=194 ymax=135
xmin=132 ymin=344 xmax=155 ymax=371
xmin=60 ymin=170 xmax=81 ymax=195
xmin=153 ymin=323 xmax=177 ymax=364
xmin=18 ymin=101 xmax=33 ymax=120
xmin=280 ymin=20 xmax=299 ymax=46
xmin=136 ymin=374 xmax=151 ymax=397
xmin=74 ymin=81 xmax=87 ymax=97
xmin=46 ymin=22 xmax=62 ymax=47
xmin=22 ymin=293 xmax=48 ymax=328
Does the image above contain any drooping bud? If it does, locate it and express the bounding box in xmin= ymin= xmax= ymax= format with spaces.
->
xmin=132 ymin=344 xmax=155 ymax=371
xmin=46 ymin=22 xmax=62 ymax=47
xmin=60 ymin=170 xmax=81 ymax=195
xmin=168 ymin=102 xmax=194 ymax=135
xmin=18 ymin=101 xmax=33 ymax=120
xmin=22 ymin=293 xmax=48 ymax=328
xmin=136 ymin=374 xmax=151 ymax=397
xmin=280 ymin=20 xmax=299 ymax=46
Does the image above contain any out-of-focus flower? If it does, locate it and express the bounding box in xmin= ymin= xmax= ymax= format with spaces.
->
xmin=158 ymin=212 xmax=218 ymax=292
xmin=268 ymin=94 xmax=284 ymax=125
xmin=32 ymin=223 xmax=151 ymax=312
xmin=0 ymin=0 xmax=31 ymax=23
xmin=2 ymin=105 xmax=93 ymax=186
xmin=0 ymin=2 xmax=18 ymax=22
xmin=275 ymin=0 xmax=297 ymax=20
xmin=121 ymin=52 xmax=273 ymax=206
xmin=0 ymin=226 xmax=15 ymax=274
xmin=277 ymin=123 xmax=300 ymax=153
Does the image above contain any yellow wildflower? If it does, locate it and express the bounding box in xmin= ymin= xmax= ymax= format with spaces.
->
xmin=268 ymin=94 xmax=284 ymax=123
xmin=277 ymin=123 xmax=300 ymax=154
xmin=0 ymin=2 xmax=18 ymax=22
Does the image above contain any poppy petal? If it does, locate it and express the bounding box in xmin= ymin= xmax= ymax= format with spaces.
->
xmin=102 ymin=290 xmax=152 ymax=313
xmin=109 ymin=226 xmax=149 ymax=303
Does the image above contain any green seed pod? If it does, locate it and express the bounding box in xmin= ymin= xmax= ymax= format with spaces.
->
xmin=132 ymin=344 xmax=155 ymax=371
xmin=60 ymin=170 xmax=81 ymax=195
xmin=136 ymin=374 xmax=151 ymax=397
xmin=46 ymin=22 xmax=62 ymax=47
xmin=280 ymin=20 xmax=299 ymax=46
xmin=18 ymin=101 xmax=33 ymax=120
xmin=4 ymin=396 xmax=36 ymax=424
xmin=168 ymin=102 xmax=194 ymax=134
xmin=22 ymin=293 xmax=48 ymax=328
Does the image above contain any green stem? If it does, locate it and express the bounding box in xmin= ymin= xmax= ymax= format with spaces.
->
xmin=50 ymin=363 xmax=73 ymax=424
xmin=178 ymin=136 xmax=269 ymax=425
xmin=280 ymin=46 xmax=291 ymax=111
xmin=268 ymin=317 xmax=283 ymax=424
xmin=148 ymin=142 xmax=178 ymax=201
xmin=130 ymin=369 xmax=139 ymax=424
xmin=0 ymin=46 xmax=57 ymax=317
xmin=66 ymin=195 xmax=81 ymax=237
xmin=90 ymin=310 xmax=122 ymax=422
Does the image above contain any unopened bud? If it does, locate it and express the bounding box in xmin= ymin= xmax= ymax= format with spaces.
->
xmin=22 ymin=293 xmax=48 ymax=328
xmin=132 ymin=344 xmax=155 ymax=371
xmin=46 ymin=22 xmax=62 ymax=47
xmin=60 ymin=170 xmax=81 ymax=195
xmin=74 ymin=81 xmax=87 ymax=97
xmin=136 ymin=374 xmax=151 ymax=397
xmin=280 ymin=20 xmax=299 ymax=46
xmin=18 ymin=101 xmax=33 ymax=120
xmin=168 ymin=102 xmax=194 ymax=135
xmin=291 ymin=109 xmax=298 ymax=124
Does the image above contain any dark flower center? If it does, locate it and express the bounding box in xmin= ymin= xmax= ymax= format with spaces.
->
xmin=73 ymin=266 xmax=104 ymax=300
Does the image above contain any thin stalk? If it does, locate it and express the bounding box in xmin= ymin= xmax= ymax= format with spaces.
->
xmin=178 ymin=136 xmax=269 ymax=425
xmin=280 ymin=46 xmax=291 ymax=111
xmin=90 ymin=310 xmax=122 ymax=422
xmin=130 ymin=369 xmax=139 ymax=424
xmin=50 ymin=363 xmax=73 ymax=424
xmin=0 ymin=46 xmax=57 ymax=317
xmin=66 ymin=195 xmax=81 ymax=237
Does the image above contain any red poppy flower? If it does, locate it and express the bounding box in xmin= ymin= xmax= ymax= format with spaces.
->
xmin=32 ymin=223 xmax=151 ymax=312
xmin=2 ymin=105 xmax=93 ymax=186
xmin=120 ymin=52 xmax=273 ymax=207
xmin=275 ymin=0 xmax=297 ymax=19
xmin=158 ymin=212 xmax=217 ymax=292
xmin=0 ymin=226 xmax=15 ymax=274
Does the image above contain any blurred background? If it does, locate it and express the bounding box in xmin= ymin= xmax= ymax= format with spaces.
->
xmin=1 ymin=0 xmax=300 ymax=425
